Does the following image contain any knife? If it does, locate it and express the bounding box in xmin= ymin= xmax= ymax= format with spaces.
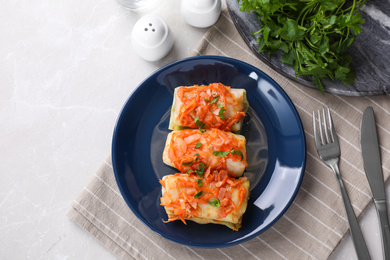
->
xmin=360 ymin=106 xmax=390 ymax=260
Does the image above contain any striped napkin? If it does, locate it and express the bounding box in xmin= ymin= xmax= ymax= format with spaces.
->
xmin=67 ymin=8 xmax=390 ymax=260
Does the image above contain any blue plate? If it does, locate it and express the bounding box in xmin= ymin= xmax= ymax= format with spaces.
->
xmin=112 ymin=56 xmax=306 ymax=248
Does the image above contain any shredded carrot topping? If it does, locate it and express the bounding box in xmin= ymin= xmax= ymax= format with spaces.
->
xmin=176 ymin=83 xmax=246 ymax=131
xmin=161 ymin=83 xmax=250 ymax=229
xmin=159 ymin=179 xmax=165 ymax=188
xmin=160 ymin=170 xmax=249 ymax=225
xmin=167 ymin=128 xmax=248 ymax=173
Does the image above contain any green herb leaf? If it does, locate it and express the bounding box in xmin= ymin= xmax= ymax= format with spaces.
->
xmin=195 ymin=164 xmax=207 ymax=178
xmin=195 ymin=142 xmax=202 ymax=149
xmin=318 ymin=35 xmax=329 ymax=55
xmin=213 ymin=151 xmax=229 ymax=157
xmin=196 ymin=179 xmax=203 ymax=187
xmin=210 ymin=96 xmax=219 ymax=105
xmin=231 ymin=149 xmax=244 ymax=161
xmin=279 ymin=19 xmax=305 ymax=42
xmin=262 ymin=26 xmax=271 ymax=42
xmin=208 ymin=198 xmax=221 ymax=207
xmin=181 ymin=161 xmax=193 ymax=166
xmin=194 ymin=117 xmax=205 ymax=132
xmin=318 ymin=0 xmax=341 ymax=11
xmin=194 ymin=190 xmax=203 ymax=198
xmin=218 ymin=107 xmax=226 ymax=119
xmin=281 ymin=49 xmax=296 ymax=66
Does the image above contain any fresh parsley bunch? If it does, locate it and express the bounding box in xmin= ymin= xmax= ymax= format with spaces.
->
xmin=238 ymin=0 xmax=366 ymax=94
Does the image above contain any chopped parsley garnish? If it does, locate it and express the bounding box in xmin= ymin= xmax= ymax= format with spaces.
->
xmin=231 ymin=149 xmax=244 ymax=161
xmin=194 ymin=190 xmax=203 ymax=198
xmin=186 ymin=169 xmax=194 ymax=174
xmin=212 ymin=150 xmax=229 ymax=157
xmin=218 ymin=107 xmax=226 ymax=119
xmin=181 ymin=161 xmax=193 ymax=166
xmin=204 ymin=98 xmax=209 ymax=102
xmin=195 ymin=142 xmax=202 ymax=149
xmin=210 ymin=96 xmax=219 ymax=105
xmin=208 ymin=198 xmax=221 ymax=207
xmin=194 ymin=117 xmax=205 ymax=133
xmin=196 ymin=179 xmax=203 ymax=187
xmin=195 ymin=163 xmax=207 ymax=178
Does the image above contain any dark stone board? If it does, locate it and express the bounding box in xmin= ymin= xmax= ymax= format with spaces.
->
xmin=227 ymin=0 xmax=390 ymax=96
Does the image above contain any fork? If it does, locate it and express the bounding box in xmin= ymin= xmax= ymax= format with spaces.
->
xmin=313 ymin=107 xmax=371 ymax=260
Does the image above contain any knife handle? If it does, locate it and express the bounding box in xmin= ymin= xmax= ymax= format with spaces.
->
xmin=374 ymin=199 xmax=390 ymax=260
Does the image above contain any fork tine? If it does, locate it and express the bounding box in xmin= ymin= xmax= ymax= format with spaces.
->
xmin=312 ymin=111 xmax=321 ymax=147
xmin=322 ymin=107 xmax=331 ymax=144
xmin=318 ymin=110 xmax=325 ymax=145
xmin=327 ymin=107 xmax=338 ymax=143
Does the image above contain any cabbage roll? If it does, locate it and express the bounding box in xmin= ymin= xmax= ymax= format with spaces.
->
xmin=160 ymin=171 xmax=250 ymax=231
xmin=162 ymin=129 xmax=247 ymax=177
xmin=169 ymin=83 xmax=249 ymax=133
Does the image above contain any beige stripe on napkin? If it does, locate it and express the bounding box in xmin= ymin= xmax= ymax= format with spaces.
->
xmin=67 ymin=8 xmax=390 ymax=260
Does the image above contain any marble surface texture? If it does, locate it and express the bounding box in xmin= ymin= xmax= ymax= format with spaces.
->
xmin=227 ymin=0 xmax=390 ymax=96
xmin=0 ymin=0 xmax=389 ymax=259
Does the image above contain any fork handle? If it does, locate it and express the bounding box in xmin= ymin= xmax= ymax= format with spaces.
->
xmin=331 ymin=163 xmax=371 ymax=260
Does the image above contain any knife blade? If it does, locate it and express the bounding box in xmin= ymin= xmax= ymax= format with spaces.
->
xmin=360 ymin=106 xmax=390 ymax=260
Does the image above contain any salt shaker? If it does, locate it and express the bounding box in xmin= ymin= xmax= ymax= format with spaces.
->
xmin=181 ymin=0 xmax=222 ymax=28
xmin=131 ymin=15 xmax=174 ymax=61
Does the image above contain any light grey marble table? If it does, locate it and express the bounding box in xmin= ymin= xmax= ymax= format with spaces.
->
xmin=0 ymin=0 xmax=388 ymax=259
